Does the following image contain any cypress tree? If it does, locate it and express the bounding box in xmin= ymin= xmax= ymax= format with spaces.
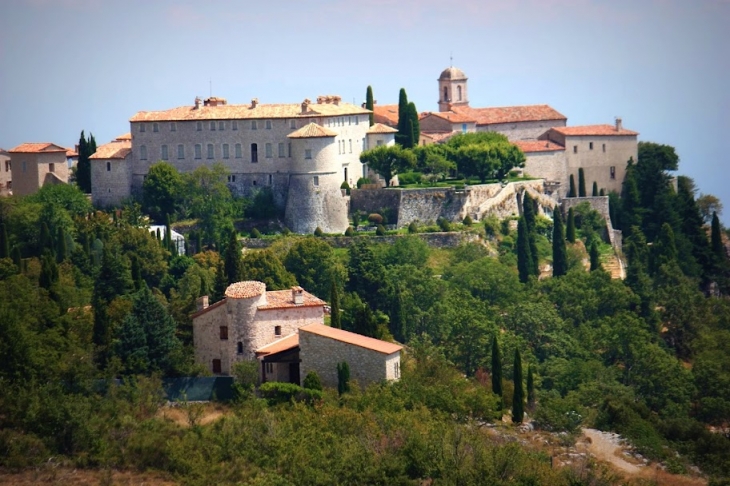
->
xmin=396 ymin=88 xmax=409 ymax=147
xmin=590 ymin=241 xmax=601 ymax=272
xmin=39 ymin=253 xmax=58 ymax=290
xmin=522 ymin=192 xmax=539 ymax=273
xmin=592 ymin=181 xmax=598 ymax=197
xmin=213 ymin=258 xmax=227 ymax=302
xmin=522 ymin=192 xmax=536 ymax=231
xmin=39 ymin=222 xmax=53 ymax=256
xmin=512 ymin=349 xmax=524 ymax=424
xmin=76 ymin=130 xmax=91 ymax=193
xmin=599 ymin=188 xmax=605 ymax=196
xmin=711 ymin=212 xmax=724 ymax=259
xmin=491 ymin=335 xmax=503 ymax=409
xmin=224 ymin=230 xmax=243 ymax=285
xmin=527 ymin=364 xmax=535 ymax=410
xmin=156 ymin=228 xmax=161 ymax=242
xmin=330 ymin=279 xmax=341 ymax=329
xmin=337 ymin=361 xmax=350 ymax=395
xmin=164 ymin=214 xmax=173 ymax=254
xmin=566 ymin=207 xmax=576 ymax=243
xmin=407 ymin=101 xmax=420 ymax=148
xmin=195 ymin=231 xmax=203 ymax=255
xmin=366 ymin=85 xmax=374 ymax=126
xmin=11 ymin=246 xmax=21 ymax=273
xmin=552 ymin=207 xmax=568 ymax=277
xmin=569 ymin=174 xmax=576 ymax=198
xmin=517 ymin=217 xmax=534 ymax=283
xmin=652 ymin=222 xmax=678 ymax=272
xmin=0 ymin=223 xmax=9 ymax=259
xmin=578 ymin=168 xmax=586 ymax=197
xmin=56 ymin=226 xmax=67 ymax=263
xmin=621 ymin=160 xmax=642 ymax=232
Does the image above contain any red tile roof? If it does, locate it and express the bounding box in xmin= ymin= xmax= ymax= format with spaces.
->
xmin=115 ymin=133 xmax=132 ymax=141
xmin=451 ymin=105 xmax=566 ymax=125
xmin=367 ymin=123 xmax=398 ymax=134
xmin=255 ymin=333 xmax=299 ymax=356
xmin=513 ymin=140 xmax=565 ymax=153
xmin=549 ymin=125 xmax=638 ymax=136
xmin=300 ymin=323 xmax=402 ymax=355
xmin=225 ymin=281 xmax=266 ymax=299
xmin=287 ymin=122 xmax=337 ymax=139
xmin=90 ymin=140 xmax=132 ymax=160
xmin=258 ymin=288 xmax=326 ymax=310
xmin=371 ymin=104 xmax=399 ymax=126
xmin=421 ymin=111 xmax=475 ymax=123
xmin=66 ymin=148 xmax=78 ymax=158
xmin=9 ymin=143 xmax=67 ymax=153
xmin=421 ymin=131 xmax=455 ymax=143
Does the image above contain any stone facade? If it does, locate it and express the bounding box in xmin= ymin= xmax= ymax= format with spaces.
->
xmin=561 ymin=196 xmax=622 ymax=251
xmin=0 ymin=149 xmax=11 ymax=196
xmin=90 ymin=138 xmax=132 ymax=207
xmin=8 ymin=143 xmax=69 ymax=196
xmin=298 ymin=324 xmax=402 ymax=388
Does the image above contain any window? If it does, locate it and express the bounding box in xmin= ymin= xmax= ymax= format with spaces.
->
xmin=139 ymin=123 xmax=146 ymax=133
xmin=278 ymin=143 xmax=285 ymax=158
xmin=235 ymin=143 xmax=242 ymax=158
xmin=177 ymin=144 xmax=185 ymax=159
xmin=212 ymin=359 xmax=221 ymax=374
xmin=338 ymin=141 xmax=341 ymax=155
xmin=602 ymin=143 xmax=606 ymax=153
xmin=376 ymin=140 xmax=383 ymax=147
xmin=251 ymin=120 xmax=257 ymax=130
xmin=443 ymin=86 xmax=448 ymax=101
xmin=394 ymin=361 xmax=400 ymax=378
xmin=348 ymin=116 xmax=352 ymax=125
xmin=194 ymin=144 xmax=202 ymax=159
xmin=196 ymin=122 xmax=202 ymax=131
xmin=313 ymin=176 xmax=319 ymax=186
xmin=573 ymin=145 xmax=578 ymax=154
xmin=589 ymin=142 xmax=594 ymax=150
xmin=106 ymin=162 xmax=111 ymax=172
xmin=265 ymin=362 xmax=274 ymax=374
xmin=251 ymin=143 xmax=258 ymax=162
xmin=349 ymin=139 xmax=352 ymax=153
xmin=140 ymin=145 xmax=147 ymax=160
xmin=355 ymin=116 xmax=359 ymax=125
xmin=161 ymin=144 xmax=168 ymax=160
xmin=223 ymin=144 xmax=229 ymax=159
xmin=232 ymin=120 xmax=238 ymax=130
xmin=305 ymin=149 xmax=312 ymax=159
xmin=253 ymin=180 xmax=257 ymax=186
xmin=227 ymin=175 xmax=236 ymax=182
xmin=153 ymin=123 xmax=159 ymax=132
xmin=363 ymin=164 xmax=368 ymax=178
xmin=610 ymin=166 xmax=616 ymax=180
xmin=210 ymin=121 xmax=216 ymax=131
xmin=344 ymin=167 xmax=348 ymax=182
xmin=5 ymin=161 xmax=10 ymax=172
xmin=457 ymin=85 xmax=462 ymax=101
xmin=462 ymin=123 xmax=467 ymax=133
xmin=265 ymin=120 xmax=272 ymax=129
xmin=275 ymin=325 xmax=282 ymax=336
xmin=265 ymin=143 xmax=272 ymax=158
xmin=170 ymin=122 xmax=176 ymax=132
xmin=219 ymin=121 xmax=224 ymax=131
xmin=219 ymin=326 xmax=228 ymax=340
xmin=49 ymin=163 xmax=55 ymax=173
xmin=290 ymin=120 xmax=296 ymax=129
xmin=237 ymin=342 xmax=243 ymax=354
xmin=207 ymin=144 xmax=214 ymax=159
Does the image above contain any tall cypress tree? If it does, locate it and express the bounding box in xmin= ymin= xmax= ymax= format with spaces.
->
xmin=566 ymin=207 xmax=576 ymax=243
xmin=621 ymin=159 xmax=643 ymax=232
xmin=526 ymin=364 xmax=535 ymax=410
xmin=568 ymin=174 xmax=576 ymax=198
xmin=39 ymin=222 xmax=53 ymax=256
xmin=213 ymin=258 xmax=227 ymax=302
xmin=0 ymin=223 xmax=9 ymax=259
xmin=652 ymin=222 xmax=678 ymax=272
xmin=512 ymin=349 xmax=524 ymax=424
xmin=406 ymin=101 xmax=420 ymax=148
xmin=592 ymin=181 xmax=598 ymax=197
xmin=522 ymin=192 xmax=539 ymax=274
xmin=76 ymin=130 xmax=90 ymax=193
xmin=711 ymin=212 xmax=724 ymax=259
xmin=491 ymin=335 xmax=503 ymax=409
xmin=224 ymin=230 xmax=243 ymax=285
xmin=337 ymin=361 xmax=350 ymax=395
xmin=55 ymin=227 xmax=67 ymax=263
xmin=12 ymin=246 xmax=22 ymax=273
xmin=522 ymin=192 xmax=536 ymax=231
xmin=578 ymin=168 xmax=586 ymax=197
xmin=39 ymin=253 xmax=59 ymax=290
xmin=552 ymin=207 xmax=568 ymax=277
xmin=517 ymin=217 xmax=534 ymax=283
xmin=164 ymin=214 xmax=173 ymax=254
xmin=396 ymin=88 xmax=409 ymax=147
xmin=590 ymin=241 xmax=601 ymax=272
xmin=330 ymin=279 xmax=341 ymax=329
xmin=366 ymin=85 xmax=374 ymax=126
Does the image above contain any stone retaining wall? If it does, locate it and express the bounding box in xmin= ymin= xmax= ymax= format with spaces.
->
xmin=561 ymin=196 xmax=622 ymax=252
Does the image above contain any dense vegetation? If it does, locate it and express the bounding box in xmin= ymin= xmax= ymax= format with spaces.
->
xmin=0 ymin=142 xmax=729 ymax=484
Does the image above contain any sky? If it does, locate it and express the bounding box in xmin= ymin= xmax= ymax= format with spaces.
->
xmin=1 ymin=0 xmax=728 ymax=225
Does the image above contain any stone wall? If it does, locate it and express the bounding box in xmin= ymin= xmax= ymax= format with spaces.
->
xmin=561 ymin=196 xmax=622 ymax=251
xmin=298 ymin=329 xmax=400 ymax=388
xmin=0 ymin=152 xmax=11 ymax=196
xmin=91 ymin=156 xmax=132 ymax=207
xmin=478 ymin=119 xmax=566 ymax=141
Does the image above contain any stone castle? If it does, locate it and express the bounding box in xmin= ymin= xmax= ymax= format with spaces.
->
xmin=85 ymin=65 xmax=638 ymax=232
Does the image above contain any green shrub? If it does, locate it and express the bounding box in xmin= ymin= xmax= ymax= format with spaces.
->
xmin=250 ymin=227 xmax=261 ymax=238
xmin=376 ymin=225 xmax=386 ymax=236
xmin=352 ymin=210 xmax=364 ymax=228
xmin=314 ymin=227 xmax=323 ymax=237
xmin=281 ymin=226 xmax=291 ymax=235
xmin=368 ymin=213 xmax=383 ymax=225
xmin=356 ymin=177 xmax=372 ymax=188
xmin=344 ymin=227 xmax=355 ymax=237
xmin=398 ymin=171 xmax=423 ymax=185
xmin=303 ymin=371 xmax=323 ymax=391
xmin=484 ymin=215 xmax=500 ymax=238
xmin=462 ymin=215 xmax=473 ymax=226
xmin=259 ymin=382 xmax=323 ymax=405
xmin=340 ymin=181 xmax=351 ymax=195
xmin=408 ymin=222 xmax=418 ymax=234
xmin=437 ymin=217 xmax=451 ymax=232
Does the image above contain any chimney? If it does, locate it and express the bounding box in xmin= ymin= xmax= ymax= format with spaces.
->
xmin=194 ymin=97 xmax=202 ymax=109
xmin=615 ymin=117 xmax=623 ymax=132
xmin=196 ymin=295 xmax=209 ymax=312
xmin=332 ymin=95 xmax=341 ymax=106
xmin=251 ymin=98 xmax=258 ymax=108
xmin=301 ymin=99 xmax=311 ymax=114
xmin=292 ymin=286 xmax=304 ymax=305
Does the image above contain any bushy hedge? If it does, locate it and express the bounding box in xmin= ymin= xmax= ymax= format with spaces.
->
xmin=258 ymin=382 xmax=323 ymax=405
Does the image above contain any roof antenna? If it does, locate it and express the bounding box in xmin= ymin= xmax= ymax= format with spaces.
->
xmin=450 ymin=52 xmax=453 ymax=67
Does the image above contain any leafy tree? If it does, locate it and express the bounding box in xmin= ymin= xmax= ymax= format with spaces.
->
xmin=517 ymin=217 xmax=535 ymax=283
xmin=413 ymin=144 xmax=455 ymax=181
xmin=337 ymin=361 xmax=350 ymax=395
xmin=620 ymin=159 xmax=643 ymax=232
xmin=92 ymin=247 xmax=133 ymax=362
xmin=652 ymin=222 xmax=678 ymax=273
xmin=589 ymin=241 xmax=601 ymax=272
xmin=365 ymin=85 xmax=374 ymax=126
xmin=491 ymin=335 xmax=503 ymax=406
xmin=568 ymin=174 xmax=576 ymax=198
xmin=0 ymin=223 xmax=9 ymax=259
xmin=635 ymin=142 xmax=680 ymax=241
xmin=578 ymin=168 xmax=586 ymax=197
xmin=240 ymin=249 xmax=297 ymax=290
xmin=142 ymin=162 xmax=183 ymax=223
xmin=359 ymin=145 xmax=416 ymax=186
xmin=330 ymin=279 xmax=341 ymax=329
xmin=697 ymin=194 xmax=723 ymax=224
xmin=346 ymin=240 xmax=385 ymax=309
xmin=566 ymin=207 xmax=576 ymax=243
xmin=284 ymin=238 xmax=344 ymax=299
xmin=552 ymin=207 xmax=568 ymax=277
xmin=592 ymin=181 xmax=598 ymax=197
xmin=223 ymin=230 xmax=243 ymax=285
xmin=512 ymin=349 xmax=524 ymax=424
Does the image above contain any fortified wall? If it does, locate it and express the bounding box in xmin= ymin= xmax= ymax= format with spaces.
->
xmin=560 ymin=196 xmax=622 ymax=251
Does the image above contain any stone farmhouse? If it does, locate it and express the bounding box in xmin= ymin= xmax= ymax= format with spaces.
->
xmin=0 ymin=149 xmax=11 ymax=196
xmin=91 ymin=97 xmax=399 ymax=234
xmin=192 ymin=280 xmax=402 ymax=387
xmin=7 ymin=143 xmax=69 ymax=197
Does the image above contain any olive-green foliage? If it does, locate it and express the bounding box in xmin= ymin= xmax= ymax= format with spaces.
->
xmin=142 ymin=162 xmax=183 ymax=223
xmin=284 ymin=237 xmax=344 ymax=300
xmin=313 ymin=226 xmax=323 ymax=237
xmin=240 ymin=249 xmax=296 ymax=290
xmin=259 ymin=382 xmax=322 ymax=405
xmin=344 ymin=226 xmax=354 ymax=236
xmin=303 ymin=371 xmax=323 ymax=391
xmin=375 ymin=224 xmax=386 ymax=236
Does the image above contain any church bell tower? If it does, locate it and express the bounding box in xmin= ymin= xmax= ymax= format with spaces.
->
xmin=438 ymin=66 xmax=469 ymax=112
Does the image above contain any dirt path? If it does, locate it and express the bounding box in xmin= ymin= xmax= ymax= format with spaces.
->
xmin=581 ymin=428 xmax=643 ymax=474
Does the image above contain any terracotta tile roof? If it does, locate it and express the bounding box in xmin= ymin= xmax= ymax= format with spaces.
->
xmin=129 ymin=100 xmax=369 ymax=123
xmin=367 ymin=123 xmax=398 ymax=134
xmin=8 ymin=142 xmax=67 ymax=153
xmin=287 ymin=122 xmax=337 ymax=139
xmin=549 ymin=125 xmax=638 ymax=136
xmin=258 ymin=288 xmax=326 ymax=310
xmin=225 ymin=281 xmax=266 ymax=299
xmin=421 ymin=111 xmax=475 ymax=123
xmin=115 ymin=132 xmax=132 ymax=141
xmin=371 ymin=104 xmax=399 ymax=126
xmin=451 ymin=105 xmax=567 ymax=125
xmin=513 ymin=140 xmax=565 ymax=153
xmin=66 ymin=148 xmax=78 ymax=157
xmin=90 ymin=140 xmax=132 ymax=160
xmin=300 ymin=323 xmax=402 ymax=355
xmin=255 ymin=333 xmax=299 ymax=356
xmin=421 ymin=131 xmax=455 ymax=143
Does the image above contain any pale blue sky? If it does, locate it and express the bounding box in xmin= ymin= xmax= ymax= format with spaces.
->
xmin=1 ymin=0 xmax=728 ymax=224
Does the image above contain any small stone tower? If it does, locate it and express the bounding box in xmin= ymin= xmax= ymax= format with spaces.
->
xmin=438 ymin=66 xmax=469 ymax=112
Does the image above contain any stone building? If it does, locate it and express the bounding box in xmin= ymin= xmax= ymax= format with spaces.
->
xmin=0 ymin=149 xmax=11 ymax=196
xmin=89 ymin=136 xmax=132 ymax=207
xmin=7 ymin=143 xmax=69 ymax=196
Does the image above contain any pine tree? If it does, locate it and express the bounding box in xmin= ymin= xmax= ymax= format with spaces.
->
xmin=578 ymin=168 xmax=586 ymax=197
xmin=512 ymin=349 xmax=524 ymax=424
xmin=517 ymin=217 xmax=534 ymax=283
xmin=592 ymin=181 xmax=598 ymax=197
xmin=569 ymin=174 xmax=576 ymax=198
xmin=552 ymin=207 xmax=568 ymax=277
xmin=366 ymin=85 xmax=374 ymax=126
xmin=590 ymin=241 xmax=601 ymax=272
xmin=491 ymin=335 xmax=503 ymax=409
xmin=330 ymin=278 xmax=341 ymax=329
xmin=0 ymin=223 xmax=9 ymax=259
xmin=527 ymin=364 xmax=535 ymax=410
xmin=224 ymin=230 xmax=243 ymax=285
xmin=566 ymin=207 xmax=576 ymax=243
xmin=652 ymin=222 xmax=678 ymax=272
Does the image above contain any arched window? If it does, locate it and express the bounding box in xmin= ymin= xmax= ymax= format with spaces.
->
xmin=443 ymin=86 xmax=448 ymax=101
xmin=457 ymin=85 xmax=462 ymax=101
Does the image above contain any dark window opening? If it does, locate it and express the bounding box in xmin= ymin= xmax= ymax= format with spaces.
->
xmin=589 ymin=142 xmax=594 ymax=150
xmin=212 ymin=359 xmax=221 ymax=374
xmin=275 ymin=325 xmax=282 ymax=336
xmin=237 ymin=342 xmax=243 ymax=354
xmin=610 ymin=166 xmax=616 ymax=180
xmin=106 ymin=162 xmax=111 ymax=172
xmin=251 ymin=143 xmax=258 ymax=163
xmin=220 ymin=326 xmax=228 ymax=340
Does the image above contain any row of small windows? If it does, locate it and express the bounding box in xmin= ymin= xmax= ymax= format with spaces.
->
xmin=326 ymin=116 xmax=360 ymax=127
xmin=139 ymin=142 xmax=292 ymax=162
xmin=338 ymin=139 xmax=353 ymax=154
xmin=139 ymin=119 xmax=302 ymax=133
xmin=573 ymin=143 xmax=607 ymax=154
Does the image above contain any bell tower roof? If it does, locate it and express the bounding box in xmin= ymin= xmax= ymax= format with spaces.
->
xmin=438 ymin=66 xmax=467 ymax=81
